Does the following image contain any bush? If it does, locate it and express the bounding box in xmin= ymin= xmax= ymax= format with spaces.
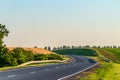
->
xmin=0 ymin=47 xmax=63 ymax=67
xmin=11 ymin=48 xmax=34 ymax=64
xmin=34 ymin=54 xmax=63 ymax=60
xmin=47 ymin=54 xmax=63 ymax=60
xmin=34 ymin=54 xmax=48 ymax=60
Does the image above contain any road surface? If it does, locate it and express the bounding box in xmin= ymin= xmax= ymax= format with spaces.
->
xmin=0 ymin=55 xmax=97 ymax=80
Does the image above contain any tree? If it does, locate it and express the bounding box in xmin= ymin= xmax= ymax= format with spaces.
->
xmin=78 ymin=46 xmax=81 ymax=49
xmin=72 ymin=46 xmax=75 ymax=49
xmin=0 ymin=24 xmax=9 ymax=46
xmin=84 ymin=45 xmax=90 ymax=48
xmin=63 ymin=45 xmax=66 ymax=50
xmin=113 ymin=45 xmax=117 ymax=48
xmin=34 ymin=46 xmax=37 ymax=48
xmin=53 ymin=47 xmax=57 ymax=51
xmin=48 ymin=46 xmax=51 ymax=51
xmin=44 ymin=46 xmax=47 ymax=50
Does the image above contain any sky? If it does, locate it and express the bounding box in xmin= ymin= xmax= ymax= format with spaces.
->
xmin=0 ymin=0 xmax=120 ymax=47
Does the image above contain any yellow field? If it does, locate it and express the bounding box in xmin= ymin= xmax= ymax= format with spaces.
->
xmin=8 ymin=47 xmax=55 ymax=54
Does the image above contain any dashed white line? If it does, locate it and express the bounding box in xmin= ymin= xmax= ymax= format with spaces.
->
xmin=8 ymin=75 xmax=16 ymax=78
xmin=30 ymin=71 xmax=36 ymax=74
xmin=56 ymin=67 xmax=59 ymax=69
xmin=45 ymin=69 xmax=49 ymax=71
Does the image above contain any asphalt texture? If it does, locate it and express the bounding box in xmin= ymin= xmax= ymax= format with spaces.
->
xmin=0 ymin=55 xmax=97 ymax=80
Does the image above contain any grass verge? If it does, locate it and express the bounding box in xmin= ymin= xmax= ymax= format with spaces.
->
xmin=80 ymin=48 xmax=120 ymax=80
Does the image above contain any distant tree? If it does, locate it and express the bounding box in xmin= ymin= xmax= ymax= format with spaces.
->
xmin=59 ymin=46 xmax=63 ymax=50
xmin=67 ymin=46 xmax=70 ymax=49
xmin=34 ymin=46 xmax=37 ymax=48
xmin=84 ymin=45 xmax=90 ymax=48
xmin=57 ymin=47 xmax=60 ymax=50
xmin=78 ymin=46 xmax=81 ymax=48
xmin=118 ymin=46 xmax=120 ymax=48
xmin=53 ymin=47 xmax=57 ymax=51
xmin=97 ymin=46 xmax=101 ymax=48
xmin=103 ymin=46 xmax=107 ymax=48
xmin=48 ymin=46 xmax=51 ymax=51
xmin=110 ymin=46 xmax=113 ymax=48
xmin=44 ymin=46 xmax=47 ymax=50
xmin=63 ymin=45 xmax=66 ymax=50
xmin=72 ymin=46 xmax=75 ymax=49
xmin=106 ymin=46 xmax=109 ymax=48
xmin=113 ymin=45 xmax=117 ymax=48
xmin=92 ymin=46 xmax=97 ymax=48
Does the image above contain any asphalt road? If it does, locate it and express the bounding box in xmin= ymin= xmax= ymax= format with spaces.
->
xmin=0 ymin=55 xmax=97 ymax=80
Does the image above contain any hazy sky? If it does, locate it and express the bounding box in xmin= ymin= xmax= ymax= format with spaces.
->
xmin=0 ymin=0 xmax=120 ymax=47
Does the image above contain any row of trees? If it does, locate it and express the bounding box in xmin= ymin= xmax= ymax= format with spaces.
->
xmin=51 ymin=45 xmax=120 ymax=51
xmin=44 ymin=46 xmax=51 ymax=51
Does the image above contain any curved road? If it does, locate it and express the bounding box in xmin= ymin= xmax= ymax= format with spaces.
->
xmin=0 ymin=55 xmax=97 ymax=80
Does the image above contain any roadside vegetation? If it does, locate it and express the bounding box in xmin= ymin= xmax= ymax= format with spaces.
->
xmin=80 ymin=48 xmax=120 ymax=80
xmin=0 ymin=47 xmax=63 ymax=67
xmin=0 ymin=24 xmax=63 ymax=68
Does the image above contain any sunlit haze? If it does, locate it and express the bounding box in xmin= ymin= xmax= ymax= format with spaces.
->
xmin=1 ymin=0 xmax=120 ymax=47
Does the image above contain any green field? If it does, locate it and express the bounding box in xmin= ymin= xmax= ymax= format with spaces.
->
xmin=53 ymin=48 xmax=97 ymax=56
xmin=95 ymin=48 xmax=120 ymax=63
xmin=80 ymin=48 xmax=120 ymax=80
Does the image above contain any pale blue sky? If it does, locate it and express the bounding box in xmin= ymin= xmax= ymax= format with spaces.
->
xmin=0 ymin=0 xmax=120 ymax=47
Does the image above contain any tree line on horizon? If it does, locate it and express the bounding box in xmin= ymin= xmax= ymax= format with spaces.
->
xmin=44 ymin=45 xmax=120 ymax=51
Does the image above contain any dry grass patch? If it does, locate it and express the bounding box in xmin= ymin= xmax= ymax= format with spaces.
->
xmin=8 ymin=47 xmax=55 ymax=54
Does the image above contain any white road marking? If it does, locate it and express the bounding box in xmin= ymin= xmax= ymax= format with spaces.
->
xmin=30 ymin=71 xmax=36 ymax=74
xmin=72 ymin=58 xmax=76 ymax=64
xmin=57 ymin=63 xmax=98 ymax=80
xmin=8 ymin=75 xmax=16 ymax=78
xmin=56 ymin=67 xmax=59 ymax=69
xmin=45 ymin=69 xmax=49 ymax=71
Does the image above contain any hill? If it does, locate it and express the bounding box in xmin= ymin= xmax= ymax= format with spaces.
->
xmin=95 ymin=48 xmax=120 ymax=63
xmin=8 ymin=47 xmax=55 ymax=54
xmin=76 ymin=48 xmax=120 ymax=80
xmin=53 ymin=48 xmax=97 ymax=56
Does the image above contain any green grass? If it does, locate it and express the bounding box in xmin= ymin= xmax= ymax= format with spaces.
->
xmin=104 ymin=48 xmax=120 ymax=60
xmin=95 ymin=48 xmax=120 ymax=63
xmin=80 ymin=62 xmax=120 ymax=80
xmin=80 ymin=48 xmax=120 ymax=80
